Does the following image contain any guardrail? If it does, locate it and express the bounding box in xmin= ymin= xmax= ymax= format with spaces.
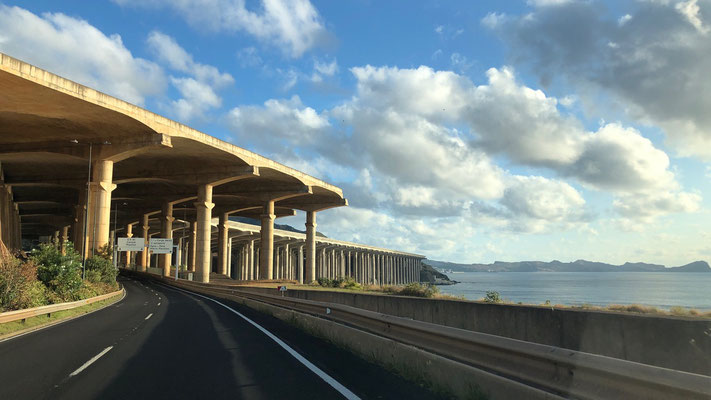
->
xmin=126 ymin=271 xmax=711 ymax=400
xmin=0 ymin=287 xmax=125 ymax=324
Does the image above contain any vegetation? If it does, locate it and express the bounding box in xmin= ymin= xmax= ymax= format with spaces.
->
xmin=396 ymin=282 xmax=440 ymax=298
xmin=0 ymin=242 xmax=119 ymax=313
xmin=316 ymin=277 xmax=364 ymax=290
xmin=483 ymin=291 xmax=503 ymax=303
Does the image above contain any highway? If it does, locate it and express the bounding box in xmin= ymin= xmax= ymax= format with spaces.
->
xmin=0 ymin=276 xmax=443 ymax=400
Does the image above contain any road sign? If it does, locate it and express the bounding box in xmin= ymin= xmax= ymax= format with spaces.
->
xmin=117 ymin=237 xmax=144 ymax=251
xmin=149 ymin=238 xmax=173 ymax=254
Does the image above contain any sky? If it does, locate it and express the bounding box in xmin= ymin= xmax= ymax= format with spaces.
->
xmin=1 ymin=0 xmax=710 ymax=266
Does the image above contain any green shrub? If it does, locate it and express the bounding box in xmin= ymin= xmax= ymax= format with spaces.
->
xmin=85 ymin=255 xmax=117 ymax=284
xmin=31 ymin=243 xmax=82 ymax=301
xmin=398 ymin=283 xmax=439 ymax=298
xmin=484 ymin=290 xmax=503 ymax=303
xmin=0 ymin=256 xmax=47 ymax=311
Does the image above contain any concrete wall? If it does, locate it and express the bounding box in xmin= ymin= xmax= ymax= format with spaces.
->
xmin=236 ymin=286 xmax=711 ymax=376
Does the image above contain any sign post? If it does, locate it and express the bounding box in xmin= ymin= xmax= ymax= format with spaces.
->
xmin=149 ymin=238 xmax=173 ymax=254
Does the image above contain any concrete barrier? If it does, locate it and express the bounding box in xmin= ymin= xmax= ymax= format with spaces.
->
xmin=231 ymin=286 xmax=711 ymax=376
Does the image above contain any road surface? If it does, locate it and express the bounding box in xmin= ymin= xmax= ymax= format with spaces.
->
xmin=0 ymin=275 xmax=444 ymax=399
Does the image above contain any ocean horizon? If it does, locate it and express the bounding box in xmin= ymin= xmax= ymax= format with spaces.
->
xmin=437 ymin=271 xmax=711 ymax=310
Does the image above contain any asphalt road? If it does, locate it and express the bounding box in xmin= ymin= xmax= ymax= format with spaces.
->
xmin=0 ymin=275 xmax=446 ymax=400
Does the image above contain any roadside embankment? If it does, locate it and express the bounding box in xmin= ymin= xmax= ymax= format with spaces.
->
xmin=232 ymin=285 xmax=711 ymax=376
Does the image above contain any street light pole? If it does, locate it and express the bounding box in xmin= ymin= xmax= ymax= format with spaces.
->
xmin=80 ymin=142 xmax=92 ymax=280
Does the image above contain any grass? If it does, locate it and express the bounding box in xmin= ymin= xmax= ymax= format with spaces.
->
xmin=0 ymin=291 xmax=123 ymax=337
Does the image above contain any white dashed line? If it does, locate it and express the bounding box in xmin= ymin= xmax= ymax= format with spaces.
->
xmin=69 ymin=346 xmax=113 ymax=377
xmin=145 ymin=313 xmax=153 ymax=320
xmin=157 ymin=302 xmax=161 ymax=306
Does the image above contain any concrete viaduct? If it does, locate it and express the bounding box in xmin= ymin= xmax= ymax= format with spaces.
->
xmin=0 ymin=52 xmax=424 ymax=285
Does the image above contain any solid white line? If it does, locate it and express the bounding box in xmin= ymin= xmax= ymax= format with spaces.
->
xmin=69 ymin=346 xmax=113 ymax=377
xmin=145 ymin=313 xmax=153 ymax=320
xmin=166 ymin=284 xmax=360 ymax=400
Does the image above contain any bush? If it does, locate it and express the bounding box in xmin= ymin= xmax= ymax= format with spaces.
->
xmin=31 ymin=243 xmax=83 ymax=301
xmin=484 ymin=290 xmax=503 ymax=303
xmin=85 ymin=255 xmax=117 ymax=284
xmin=316 ymin=277 xmax=364 ymax=290
xmin=0 ymin=255 xmax=47 ymax=311
xmin=398 ymin=283 xmax=439 ymax=298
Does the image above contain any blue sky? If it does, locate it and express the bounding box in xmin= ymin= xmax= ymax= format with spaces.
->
xmin=2 ymin=0 xmax=710 ymax=266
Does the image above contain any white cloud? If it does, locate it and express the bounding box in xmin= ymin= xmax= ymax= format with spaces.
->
xmin=147 ymin=31 xmax=234 ymax=88
xmin=311 ymin=58 xmax=338 ymax=82
xmin=114 ymin=0 xmax=328 ymax=58
xmin=676 ymin=0 xmax=710 ymax=33
xmin=169 ymin=77 xmax=222 ymax=121
xmin=0 ymin=5 xmax=165 ymax=105
xmin=489 ymin=0 xmax=711 ymax=159
xmin=147 ymin=31 xmax=233 ymax=121
xmin=228 ymin=95 xmax=329 ymax=149
xmin=237 ymin=46 xmax=263 ymax=68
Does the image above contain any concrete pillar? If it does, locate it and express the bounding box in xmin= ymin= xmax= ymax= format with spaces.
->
xmin=282 ymin=243 xmax=291 ymax=279
xmin=87 ymin=160 xmax=115 ymax=255
xmin=188 ymin=221 xmax=197 ymax=271
xmin=298 ymin=245 xmax=304 ymax=284
xmin=227 ymin=238 xmax=232 ymax=278
xmin=60 ymin=225 xmax=70 ymax=255
xmin=159 ymin=202 xmax=174 ymax=277
xmin=305 ymin=211 xmax=316 ymax=284
xmin=140 ymin=214 xmax=149 ymax=272
xmin=274 ymin=246 xmax=281 ymax=279
xmin=259 ymin=201 xmax=275 ymax=280
xmin=218 ymin=213 xmax=229 ymax=275
xmin=248 ymin=240 xmax=255 ymax=280
xmin=124 ymin=223 xmax=133 ymax=268
xmin=195 ymin=184 xmax=214 ymax=283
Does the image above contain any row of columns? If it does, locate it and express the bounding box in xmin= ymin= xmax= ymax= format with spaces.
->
xmin=226 ymin=237 xmax=422 ymax=286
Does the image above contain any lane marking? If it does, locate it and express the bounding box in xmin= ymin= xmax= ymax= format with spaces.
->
xmin=157 ymin=302 xmax=161 ymax=306
xmin=69 ymin=346 xmax=113 ymax=377
xmin=145 ymin=313 xmax=153 ymax=320
xmin=164 ymin=284 xmax=360 ymax=400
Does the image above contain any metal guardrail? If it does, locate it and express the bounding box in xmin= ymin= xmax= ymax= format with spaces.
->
xmin=128 ymin=271 xmax=711 ymax=400
xmin=0 ymin=287 xmax=125 ymax=324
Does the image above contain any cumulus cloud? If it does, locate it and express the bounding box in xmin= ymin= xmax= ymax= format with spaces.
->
xmin=228 ymin=95 xmax=329 ymax=150
xmin=489 ymin=0 xmax=711 ymax=159
xmin=147 ymin=31 xmax=234 ymax=88
xmin=114 ymin=0 xmax=329 ymax=58
xmin=147 ymin=31 xmax=233 ymax=121
xmin=0 ymin=5 xmax=164 ymax=105
xmin=228 ymin=63 xmax=699 ymax=227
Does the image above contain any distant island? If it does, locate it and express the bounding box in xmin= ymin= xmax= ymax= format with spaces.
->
xmin=423 ymin=259 xmax=711 ymax=273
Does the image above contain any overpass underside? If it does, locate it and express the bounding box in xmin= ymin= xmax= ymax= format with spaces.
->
xmin=0 ymin=52 xmax=423 ymax=284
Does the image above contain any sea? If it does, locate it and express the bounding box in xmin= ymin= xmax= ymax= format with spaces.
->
xmin=437 ymin=272 xmax=711 ymax=310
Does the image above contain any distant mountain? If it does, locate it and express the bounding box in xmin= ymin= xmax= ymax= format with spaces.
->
xmin=422 ymin=259 xmax=710 ymax=273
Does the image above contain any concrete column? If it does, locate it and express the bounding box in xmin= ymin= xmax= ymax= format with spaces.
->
xmin=188 ymin=221 xmax=197 ymax=271
xmin=87 ymin=160 xmax=115 ymax=254
xmin=274 ymin=246 xmax=281 ymax=279
xmin=282 ymin=243 xmax=292 ymax=279
xmin=159 ymin=202 xmax=174 ymax=277
xmin=259 ymin=201 xmax=275 ymax=280
xmin=218 ymin=213 xmax=229 ymax=275
xmin=140 ymin=214 xmax=150 ymax=272
xmin=124 ymin=224 xmax=133 ymax=268
xmin=227 ymin=238 xmax=233 ymax=278
xmin=60 ymin=225 xmax=70 ymax=255
xmin=305 ymin=211 xmax=316 ymax=284
xmin=298 ymin=245 xmax=304 ymax=284
xmin=248 ymin=240 xmax=255 ymax=280
xmin=194 ymin=184 xmax=214 ymax=283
